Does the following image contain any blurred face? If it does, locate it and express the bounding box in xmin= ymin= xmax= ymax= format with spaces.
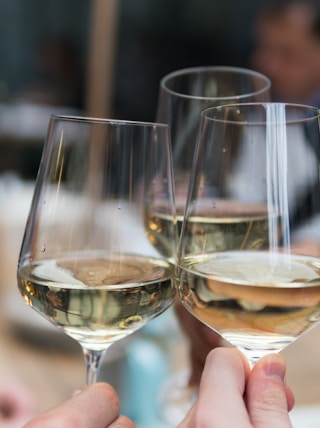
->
xmin=251 ymin=5 xmax=320 ymax=103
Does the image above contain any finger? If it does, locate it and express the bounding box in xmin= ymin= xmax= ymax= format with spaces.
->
xmin=246 ymin=353 xmax=293 ymax=428
xmin=179 ymin=348 xmax=251 ymax=428
xmin=24 ymin=383 xmax=121 ymax=428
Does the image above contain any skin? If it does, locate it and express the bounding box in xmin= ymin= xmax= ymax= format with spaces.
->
xmin=179 ymin=347 xmax=295 ymax=428
xmin=23 ymin=383 xmax=136 ymax=428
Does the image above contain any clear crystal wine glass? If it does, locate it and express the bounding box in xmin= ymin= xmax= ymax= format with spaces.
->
xmin=17 ymin=115 xmax=177 ymax=385
xmin=176 ymin=102 xmax=320 ymax=367
xmin=155 ymin=66 xmax=271 ymax=426
xmin=156 ymin=66 xmax=271 ymax=210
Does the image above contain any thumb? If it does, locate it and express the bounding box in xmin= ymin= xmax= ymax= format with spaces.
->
xmin=246 ymin=353 xmax=294 ymax=428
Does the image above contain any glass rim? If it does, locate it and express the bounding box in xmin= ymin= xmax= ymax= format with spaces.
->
xmin=201 ymin=102 xmax=320 ymax=125
xmin=50 ymin=114 xmax=169 ymax=129
xmin=159 ymin=65 xmax=271 ymax=101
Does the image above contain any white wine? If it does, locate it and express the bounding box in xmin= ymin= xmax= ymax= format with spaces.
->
xmin=147 ymin=198 xmax=272 ymax=255
xmin=177 ymin=251 xmax=320 ymax=353
xmin=18 ymin=252 xmax=175 ymax=350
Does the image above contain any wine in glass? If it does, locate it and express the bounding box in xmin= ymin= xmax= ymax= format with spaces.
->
xmin=176 ymin=102 xmax=320 ymax=366
xmin=17 ymin=115 xmax=177 ymax=385
xmin=154 ymin=66 xmax=271 ymax=425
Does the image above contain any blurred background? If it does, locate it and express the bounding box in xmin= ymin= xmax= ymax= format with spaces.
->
xmin=0 ymin=1 xmax=320 ymax=427
xmin=0 ymin=0 xmax=270 ymax=179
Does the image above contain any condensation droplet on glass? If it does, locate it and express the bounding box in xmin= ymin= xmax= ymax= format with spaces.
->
xmin=41 ymin=245 xmax=46 ymax=252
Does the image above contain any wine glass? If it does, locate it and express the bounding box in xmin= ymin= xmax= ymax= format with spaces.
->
xmin=176 ymin=102 xmax=320 ymax=367
xmin=155 ymin=66 xmax=271 ymax=425
xmin=17 ymin=115 xmax=177 ymax=385
xmin=156 ymin=66 xmax=271 ymax=210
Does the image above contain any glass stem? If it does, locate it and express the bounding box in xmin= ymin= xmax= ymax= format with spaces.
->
xmin=237 ymin=347 xmax=277 ymax=369
xmin=82 ymin=347 xmax=110 ymax=385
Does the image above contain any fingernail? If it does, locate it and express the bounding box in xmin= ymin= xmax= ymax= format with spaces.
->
xmin=263 ymin=355 xmax=285 ymax=383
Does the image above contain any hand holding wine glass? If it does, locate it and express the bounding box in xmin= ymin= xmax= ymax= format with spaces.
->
xmin=17 ymin=116 xmax=177 ymax=385
xmin=178 ymin=347 xmax=294 ymax=428
xmin=176 ymin=102 xmax=320 ymax=366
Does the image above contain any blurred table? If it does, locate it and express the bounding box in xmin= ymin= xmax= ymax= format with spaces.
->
xmin=0 ymin=310 xmax=85 ymax=413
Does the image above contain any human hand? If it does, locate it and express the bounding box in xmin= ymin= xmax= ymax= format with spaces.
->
xmin=0 ymin=379 xmax=35 ymax=428
xmin=23 ymin=382 xmax=136 ymax=428
xmin=179 ymin=347 xmax=294 ymax=428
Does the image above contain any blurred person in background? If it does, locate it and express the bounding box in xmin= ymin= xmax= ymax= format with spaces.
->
xmin=251 ymin=0 xmax=320 ymax=107
xmin=175 ymin=0 xmax=320 ymax=391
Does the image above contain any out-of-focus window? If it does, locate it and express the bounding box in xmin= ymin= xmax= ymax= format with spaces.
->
xmin=0 ymin=0 xmax=268 ymax=179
